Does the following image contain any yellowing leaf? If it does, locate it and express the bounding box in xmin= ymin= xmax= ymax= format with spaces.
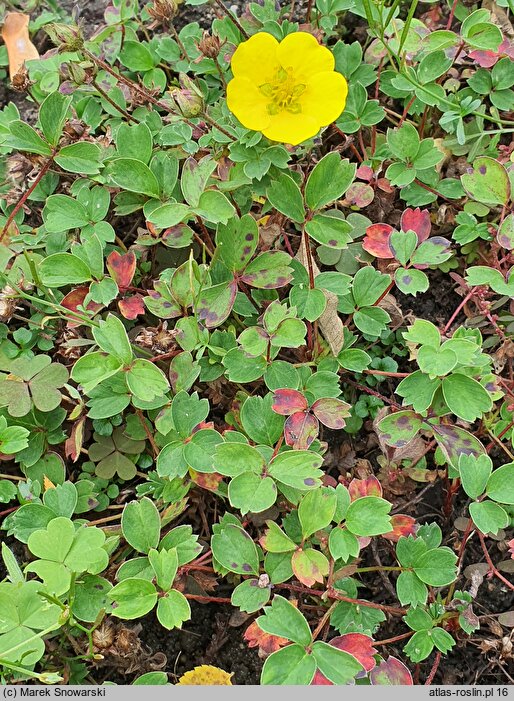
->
xmin=1 ymin=13 xmax=39 ymax=80
xmin=43 ymin=475 xmax=56 ymax=491
xmin=176 ymin=665 xmax=233 ymax=685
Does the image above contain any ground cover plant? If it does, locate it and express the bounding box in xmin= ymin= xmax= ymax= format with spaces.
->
xmin=0 ymin=0 xmax=513 ymax=686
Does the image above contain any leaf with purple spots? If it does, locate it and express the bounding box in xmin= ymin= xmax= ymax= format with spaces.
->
xmin=311 ymin=397 xmax=351 ymax=430
xmin=196 ymin=280 xmax=238 ymax=328
xmin=497 ymin=213 xmax=514 ymax=250
xmin=377 ymin=410 xmax=423 ymax=448
xmin=162 ymin=222 xmax=194 ymax=249
xmin=211 ymin=524 xmax=259 ymax=576
xmin=284 ymin=411 xmax=319 ymax=450
xmin=291 ymin=547 xmax=329 ymax=586
xmin=370 ymin=656 xmax=413 ymax=685
xmin=410 ymin=237 xmax=452 ymax=266
xmin=431 ymin=423 xmax=486 ymax=469
xmin=271 ymin=389 xmax=308 ymax=415
xmin=268 ymin=450 xmax=324 ymax=490
xmin=216 ymin=214 xmax=258 ymax=273
xmin=344 ymin=182 xmax=374 ymax=208
xmin=305 ymin=213 xmax=353 ymax=250
xmin=394 ymin=267 xmax=429 ymax=296
xmin=240 ymin=250 xmax=293 ymax=289
xmin=143 ymin=281 xmax=181 ymax=319
xmin=461 ymin=156 xmax=510 ymax=206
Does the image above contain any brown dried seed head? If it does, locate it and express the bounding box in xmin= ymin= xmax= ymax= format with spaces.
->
xmin=198 ymin=31 xmax=221 ymax=59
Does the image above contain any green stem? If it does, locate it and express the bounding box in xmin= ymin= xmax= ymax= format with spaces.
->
xmin=0 ymin=622 xmax=61 ymax=660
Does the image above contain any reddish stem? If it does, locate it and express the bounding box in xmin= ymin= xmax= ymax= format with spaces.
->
xmin=1 ymin=154 xmax=55 ymax=242
xmin=424 ymin=651 xmax=442 ymax=685
xmin=184 ymin=593 xmax=232 ymax=603
xmin=442 ymin=288 xmax=474 ymax=335
xmin=446 ymin=0 xmax=459 ymax=29
xmin=478 ymin=532 xmax=514 ymax=591
xmin=279 ymin=582 xmax=407 ymax=615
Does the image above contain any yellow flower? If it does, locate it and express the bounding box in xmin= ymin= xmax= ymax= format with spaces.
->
xmin=176 ymin=665 xmax=233 ymax=685
xmin=227 ymin=31 xmax=348 ymax=146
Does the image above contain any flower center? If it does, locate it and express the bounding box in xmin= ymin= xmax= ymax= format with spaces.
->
xmin=259 ymin=67 xmax=306 ymax=115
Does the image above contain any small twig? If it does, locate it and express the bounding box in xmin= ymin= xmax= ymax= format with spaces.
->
xmin=310 ymin=601 xmax=339 ymax=642
xmin=135 ymin=407 xmax=159 ymax=458
xmin=93 ymin=80 xmax=135 ymax=122
xmin=374 ymin=631 xmax=413 ymax=646
xmin=478 ymin=532 xmax=514 ymax=591
xmin=1 ymin=153 xmax=56 ymax=242
xmin=424 ymin=651 xmax=442 ymax=685
xmin=211 ymin=0 xmax=249 ymax=38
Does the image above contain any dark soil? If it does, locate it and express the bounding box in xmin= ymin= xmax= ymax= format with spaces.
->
xmin=395 ymin=269 xmax=463 ymax=328
xmin=136 ymin=604 xmax=262 ymax=684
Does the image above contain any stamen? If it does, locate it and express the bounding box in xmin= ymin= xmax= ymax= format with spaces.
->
xmin=259 ymin=66 xmax=305 ymax=115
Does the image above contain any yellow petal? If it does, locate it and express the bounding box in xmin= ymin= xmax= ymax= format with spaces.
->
xmin=263 ymin=111 xmax=320 ymax=145
xmin=277 ymin=32 xmax=334 ymax=81
xmin=231 ymin=32 xmax=280 ymax=85
xmin=301 ymin=71 xmax=348 ymax=125
xmin=226 ymin=77 xmax=272 ymax=131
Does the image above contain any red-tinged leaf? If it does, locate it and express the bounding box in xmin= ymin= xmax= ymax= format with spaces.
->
xmin=272 ymin=388 xmax=308 ymax=416
xmin=311 ymin=633 xmax=377 ymax=684
xmin=193 ymin=421 xmax=215 ymax=433
xmin=189 ymin=469 xmax=224 ymax=492
xmin=362 ymin=223 xmax=394 ymax=259
xmin=401 ymin=208 xmax=431 ymax=242
xmin=311 ymin=670 xmax=333 ymax=685
xmin=118 ymin=294 xmax=144 ymax=320
xmin=376 ymin=178 xmax=394 ymax=193
xmin=345 ymin=182 xmax=374 ymax=208
xmin=107 ymin=250 xmax=136 ymax=291
xmin=291 ymin=548 xmax=329 ymax=587
xmin=244 ymin=620 xmax=289 ymax=657
xmin=61 ymin=286 xmax=102 ymax=326
xmin=467 ymin=49 xmax=499 ymax=68
xmin=370 ymin=656 xmax=413 ymax=685
xmin=357 ymin=535 xmax=371 ymax=550
xmin=311 ymin=397 xmax=351 ymax=429
xmin=329 ymin=634 xmax=378 ymax=672
xmin=508 ymin=538 xmax=514 ymax=559
xmin=356 ymin=165 xmax=374 ymax=182
xmin=348 ymin=476 xmax=382 ymax=501
xmin=383 ymin=514 xmax=417 ymax=542
xmin=162 ymin=223 xmax=194 ymax=248
xmin=284 ymin=412 xmax=319 ymax=450
xmin=65 ymin=415 xmax=86 ymax=463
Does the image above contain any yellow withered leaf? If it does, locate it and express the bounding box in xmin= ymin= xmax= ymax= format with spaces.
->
xmin=43 ymin=475 xmax=55 ymax=491
xmin=176 ymin=665 xmax=233 ymax=685
xmin=1 ymin=12 xmax=39 ymax=81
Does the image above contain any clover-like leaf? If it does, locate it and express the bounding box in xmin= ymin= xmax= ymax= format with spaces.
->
xmin=0 ymin=355 xmax=68 ymax=418
xmin=88 ymin=427 xmax=146 ymax=480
